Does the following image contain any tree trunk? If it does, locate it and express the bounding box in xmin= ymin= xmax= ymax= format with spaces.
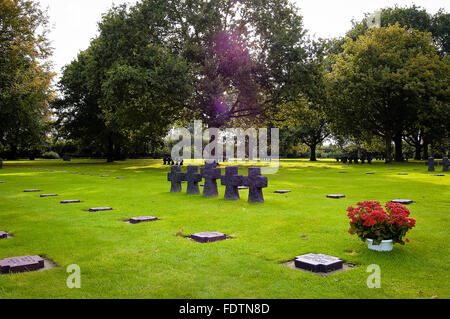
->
xmin=107 ymin=135 xmax=114 ymax=163
xmin=9 ymin=144 xmax=18 ymax=160
xmin=414 ymin=143 xmax=422 ymax=161
xmin=394 ymin=134 xmax=403 ymax=162
xmin=423 ymin=141 xmax=429 ymax=159
xmin=309 ymin=144 xmax=317 ymax=162
xmin=385 ymin=134 xmax=392 ymax=164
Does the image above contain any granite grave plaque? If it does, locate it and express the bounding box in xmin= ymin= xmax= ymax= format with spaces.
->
xmin=0 ymin=255 xmax=45 ymax=274
xmin=294 ymin=253 xmax=343 ymax=273
xmin=191 ymin=232 xmax=227 ymax=243
xmin=129 ymin=216 xmax=158 ymax=224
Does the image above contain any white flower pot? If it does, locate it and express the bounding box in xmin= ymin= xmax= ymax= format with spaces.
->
xmin=367 ymin=239 xmax=394 ymax=252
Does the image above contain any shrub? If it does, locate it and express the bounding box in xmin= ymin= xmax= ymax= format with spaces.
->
xmin=347 ymin=201 xmax=416 ymax=245
xmin=41 ymin=151 xmax=60 ymax=159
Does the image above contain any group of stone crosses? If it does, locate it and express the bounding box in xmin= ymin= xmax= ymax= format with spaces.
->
xmin=167 ymin=160 xmax=268 ymax=203
xmin=163 ymin=157 xmax=183 ymax=166
xmin=426 ymin=157 xmax=449 ymax=172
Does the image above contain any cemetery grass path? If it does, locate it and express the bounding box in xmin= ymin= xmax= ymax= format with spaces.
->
xmin=0 ymin=159 xmax=449 ymax=299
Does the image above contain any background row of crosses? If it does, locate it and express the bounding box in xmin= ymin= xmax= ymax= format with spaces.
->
xmin=167 ymin=161 xmax=268 ymax=203
xmin=426 ymin=157 xmax=449 ymax=172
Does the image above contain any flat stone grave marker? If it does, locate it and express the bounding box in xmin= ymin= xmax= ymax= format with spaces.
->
xmin=294 ymin=253 xmax=343 ymax=273
xmin=60 ymin=200 xmax=81 ymax=204
xmin=327 ymin=194 xmax=346 ymax=199
xmin=191 ymin=232 xmax=227 ymax=243
xmin=24 ymin=189 xmax=40 ymax=192
xmin=398 ymin=173 xmax=408 ymax=175
xmin=274 ymin=190 xmax=291 ymax=194
xmin=0 ymin=255 xmax=45 ymax=274
xmin=338 ymin=171 xmax=347 ymax=173
xmin=129 ymin=216 xmax=158 ymax=224
xmin=101 ymin=175 xmax=110 ymax=177
xmin=0 ymin=231 xmax=9 ymax=239
xmin=116 ymin=177 xmax=126 ymax=179
xmin=434 ymin=174 xmax=445 ymax=177
xmin=366 ymin=172 xmax=376 ymax=175
xmin=0 ymin=181 xmax=5 ymax=183
xmin=391 ymin=199 xmax=414 ymax=205
xmin=89 ymin=207 xmax=113 ymax=212
xmin=70 ymin=172 xmax=78 ymax=174
xmin=40 ymin=194 xmax=58 ymax=197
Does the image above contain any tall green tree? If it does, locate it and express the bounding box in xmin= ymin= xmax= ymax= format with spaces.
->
xmin=0 ymin=0 xmax=54 ymax=159
xmin=347 ymin=5 xmax=449 ymax=55
xmin=55 ymin=1 xmax=193 ymax=162
xmin=274 ymin=39 xmax=332 ymax=161
xmin=326 ymin=24 xmax=449 ymax=163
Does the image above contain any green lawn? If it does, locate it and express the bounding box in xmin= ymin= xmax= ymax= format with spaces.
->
xmin=0 ymin=159 xmax=449 ymax=299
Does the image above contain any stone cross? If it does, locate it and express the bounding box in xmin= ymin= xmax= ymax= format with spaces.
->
xmin=167 ymin=166 xmax=186 ymax=193
xmin=200 ymin=161 xmax=221 ymax=197
xmin=0 ymin=158 xmax=2 ymax=169
xmin=425 ymin=157 xmax=438 ymax=172
xmin=221 ymin=166 xmax=243 ymax=200
xmin=186 ymin=165 xmax=202 ymax=195
xmin=243 ymin=167 xmax=268 ymax=203
xmin=439 ymin=157 xmax=449 ymax=172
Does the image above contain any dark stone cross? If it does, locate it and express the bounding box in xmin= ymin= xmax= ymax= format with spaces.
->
xmin=221 ymin=166 xmax=243 ymax=200
xmin=439 ymin=157 xmax=449 ymax=172
xmin=425 ymin=157 xmax=438 ymax=172
xmin=200 ymin=161 xmax=221 ymax=197
xmin=167 ymin=166 xmax=186 ymax=193
xmin=0 ymin=255 xmax=45 ymax=274
xmin=243 ymin=167 xmax=268 ymax=203
xmin=186 ymin=165 xmax=202 ymax=195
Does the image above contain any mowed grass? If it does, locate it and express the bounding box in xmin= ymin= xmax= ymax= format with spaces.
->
xmin=0 ymin=159 xmax=449 ymax=299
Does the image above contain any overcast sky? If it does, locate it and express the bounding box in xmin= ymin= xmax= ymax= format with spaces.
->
xmin=38 ymin=0 xmax=449 ymax=76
